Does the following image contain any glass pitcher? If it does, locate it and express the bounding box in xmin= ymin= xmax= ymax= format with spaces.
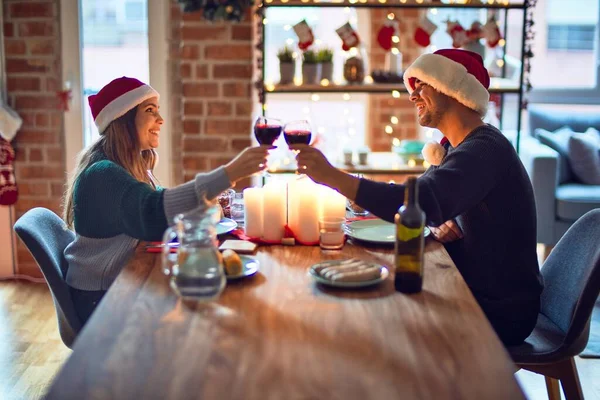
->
xmin=162 ymin=205 xmax=225 ymax=301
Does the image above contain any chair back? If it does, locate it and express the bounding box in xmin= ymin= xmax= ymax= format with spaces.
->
xmin=13 ymin=207 xmax=81 ymax=348
xmin=541 ymin=208 xmax=600 ymax=347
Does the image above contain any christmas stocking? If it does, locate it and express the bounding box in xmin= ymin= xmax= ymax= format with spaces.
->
xmin=293 ymin=20 xmax=314 ymax=51
xmin=377 ymin=21 xmax=397 ymax=51
xmin=483 ymin=17 xmax=502 ymax=48
xmin=0 ymin=137 xmax=18 ymax=206
xmin=446 ymin=20 xmax=468 ymax=48
xmin=336 ymin=22 xmax=361 ymax=51
xmin=0 ymin=101 xmax=23 ymax=142
xmin=466 ymin=21 xmax=484 ymax=43
xmin=414 ymin=16 xmax=438 ymax=48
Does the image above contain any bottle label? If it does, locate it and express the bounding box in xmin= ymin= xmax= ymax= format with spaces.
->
xmin=396 ymin=225 xmax=423 ymax=241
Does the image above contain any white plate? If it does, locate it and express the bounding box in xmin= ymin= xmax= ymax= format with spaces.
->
xmin=226 ymin=255 xmax=259 ymax=281
xmin=344 ymin=219 xmax=430 ymax=245
xmin=217 ymin=218 xmax=238 ymax=236
xmin=308 ymin=260 xmax=389 ymax=288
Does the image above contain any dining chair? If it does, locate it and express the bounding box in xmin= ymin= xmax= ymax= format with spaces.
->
xmin=13 ymin=207 xmax=82 ymax=348
xmin=507 ymin=208 xmax=600 ymax=400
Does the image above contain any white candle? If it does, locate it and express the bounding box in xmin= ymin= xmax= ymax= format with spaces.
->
xmin=262 ymin=182 xmax=286 ymax=242
xmin=295 ymin=178 xmax=320 ymax=243
xmin=243 ymin=187 xmax=263 ymax=238
xmin=318 ymin=184 xmax=347 ymax=220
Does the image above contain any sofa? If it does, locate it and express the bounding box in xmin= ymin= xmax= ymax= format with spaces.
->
xmin=519 ymin=105 xmax=600 ymax=246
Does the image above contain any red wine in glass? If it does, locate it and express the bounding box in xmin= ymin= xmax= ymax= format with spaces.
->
xmin=254 ymin=117 xmax=282 ymax=146
xmin=255 ymin=125 xmax=282 ymax=145
xmin=284 ymin=130 xmax=312 ymax=145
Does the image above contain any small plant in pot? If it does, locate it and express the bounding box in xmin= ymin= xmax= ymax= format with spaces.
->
xmin=302 ymin=50 xmax=321 ymax=85
xmin=318 ymin=48 xmax=334 ymax=82
xmin=277 ymin=46 xmax=295 ymax=85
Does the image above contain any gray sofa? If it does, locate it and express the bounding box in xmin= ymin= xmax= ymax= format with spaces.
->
xmin=519 ymin=106 xmax=600 ymax=246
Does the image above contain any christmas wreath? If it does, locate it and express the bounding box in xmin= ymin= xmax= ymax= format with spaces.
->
xmin=177 ymin=0 xmax=254 ymax=22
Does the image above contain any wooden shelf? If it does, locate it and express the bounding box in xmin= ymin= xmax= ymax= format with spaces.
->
xmin=266 ymin=78 xmax=521 ymax=95
xmin=262 ymin=0 xmax=526 ymax=9
xmin=267 ymin=152 xmax=429 ymax=175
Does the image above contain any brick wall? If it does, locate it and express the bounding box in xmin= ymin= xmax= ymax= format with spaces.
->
xmin=169 ymin=2 xmax=254 ymax=187
xmin=368 ymin=9 xmax=423 ymax=152
xmin=3 ymin=0 xmax=63 ymax=277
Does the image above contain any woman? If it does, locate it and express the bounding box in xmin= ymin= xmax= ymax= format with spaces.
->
xmin=63 ymin=76 xmax=271 ymax=324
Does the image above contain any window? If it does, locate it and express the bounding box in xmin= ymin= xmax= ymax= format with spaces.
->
xmin=547 ymin=24 xmax=596 ymax=51
xmin=80 ymin=0 xmax=150 ymax=145
xmin=528 ymin=0 xmax=600 ymax=94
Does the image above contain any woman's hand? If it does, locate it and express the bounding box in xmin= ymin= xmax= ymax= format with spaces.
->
xmin=224 ymin=145 xmax=273 ymax=183
xmin=429 ymin=220 xmax=463 ymax=243
xmin=290 ymin=144 xmax=338 ymax=186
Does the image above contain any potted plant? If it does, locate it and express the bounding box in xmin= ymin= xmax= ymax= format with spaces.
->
xmin=277 ymin=46 xmax=295 ymax=85
xmin=318 ymin=48 xmax=334 ymax=82
xmin=302 ymin=50 xmax=321 ymax=85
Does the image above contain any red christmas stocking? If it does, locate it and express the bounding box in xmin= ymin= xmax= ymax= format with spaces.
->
xmin=0 ymin=137 xmax=18 ymax=206
xmin=293 ymin=20 xmax=314 ymax=51
xmin=414 ymin=16 xmax=438 ymax=47
xmin=483 ymin=17 xmax=502 ymax=48
xmin=377 ymin=23 xmax=396 ymax=51
xmin=336 ymin=22 xmax=361 ymax=51
xmin=446 ymin=20 xmax=468 ymax=48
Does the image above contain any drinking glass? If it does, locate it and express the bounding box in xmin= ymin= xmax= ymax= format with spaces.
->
xmin=283 ymin=120 xmax=312 ymax=147
xmin=319 ymin=217 xmax=345 ymax=250
xmin=229 ymin=192 xmax=245 ymax=224
xmin=254 ymin=116 xmax=282 ymax=177
xmin=254 ymin=116 xmax=282 ymax=146
xmin=284 ymin=120 xmax=312 ymax=174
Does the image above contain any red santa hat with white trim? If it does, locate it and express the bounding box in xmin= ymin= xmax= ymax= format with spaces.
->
xmin=88 ymin=76 xmax=159 ymax=133
xmin=403 ymin=49 xmax=490 ymax=117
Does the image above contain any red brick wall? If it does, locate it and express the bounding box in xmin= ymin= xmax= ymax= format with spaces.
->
xmin=3 ymin=0 xmax=63 ymax=277
xmin=169 ymin=3 xmax=254 ymax=186
xmin=369 ymin=9 xmax=423 ymax=151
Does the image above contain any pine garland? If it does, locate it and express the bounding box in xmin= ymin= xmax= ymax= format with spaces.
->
xmin=177 ymin=0 xmax=253 ymax=22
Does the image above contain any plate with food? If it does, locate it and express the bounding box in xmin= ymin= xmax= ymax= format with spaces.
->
xmin=344 ymin=219 xmax=430 ymax=245
xmin=222 ymin=249 xmax=259 ymax=281
xmin=309 ymin=258 xmax=389 ymax=288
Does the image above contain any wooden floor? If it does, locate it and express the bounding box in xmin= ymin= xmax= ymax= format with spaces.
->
xmin=0 ymin=281 xmax=598 ymax=400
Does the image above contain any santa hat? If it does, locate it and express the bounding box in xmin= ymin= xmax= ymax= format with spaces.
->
xmin=89 ymin=77 xmax=159 ymax=133
xmin=403 ymin=49 xmax=490 ymax=117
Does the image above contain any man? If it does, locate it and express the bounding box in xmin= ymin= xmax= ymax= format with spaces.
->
xmin=293 ymin=49 xmax=543 ymax=345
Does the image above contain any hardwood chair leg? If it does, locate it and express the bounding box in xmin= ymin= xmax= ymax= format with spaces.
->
xmin=545 ymin=376 xmax=561 ymax=400
xmin=558 ymin=358 xmax=583 ymax=400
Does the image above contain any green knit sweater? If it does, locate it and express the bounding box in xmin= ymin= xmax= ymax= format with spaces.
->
xmin=65 ymin=157 xmax=231 ymax=290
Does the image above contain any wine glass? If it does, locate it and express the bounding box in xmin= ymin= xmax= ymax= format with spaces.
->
xmin=254 ymin=116 xmax=282 ymax=178
xmin=283 ymin=120 xmax=312 ymax=174
xmin=254 ymin=116 xmax=282 ymax=146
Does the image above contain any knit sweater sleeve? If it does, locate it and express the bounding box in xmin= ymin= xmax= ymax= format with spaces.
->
xmin=75 ymin=161 xmax=231 ymax=241
xmin=355 ymin=129 xmax=508 ymax=226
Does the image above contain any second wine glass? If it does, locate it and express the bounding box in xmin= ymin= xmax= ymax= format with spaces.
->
xmin=284 ymin=120 xmax=312 ymax=174
xmin=254 ymin=116 xmax=282 ymax=146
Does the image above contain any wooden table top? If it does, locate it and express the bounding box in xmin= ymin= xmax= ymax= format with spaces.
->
xmin=46 ymin=240 xmax=524 ymax=400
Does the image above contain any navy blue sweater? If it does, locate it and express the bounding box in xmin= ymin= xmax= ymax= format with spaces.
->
xmin=355 ymin=125 xmax=544 ymax=345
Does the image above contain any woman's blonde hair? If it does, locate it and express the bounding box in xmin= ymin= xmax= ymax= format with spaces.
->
xmin=63 ymin=106 xmax=158 ymax=229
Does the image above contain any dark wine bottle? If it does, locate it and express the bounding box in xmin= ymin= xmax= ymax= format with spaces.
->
xmin=394 ymin=176 xmax=425 ymax=293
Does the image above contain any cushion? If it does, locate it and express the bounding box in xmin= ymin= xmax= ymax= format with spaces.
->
xmin=568 ymin=128 xmax=600 ymax=185
xmin=535 ymin=127 xmax=575 ymax=184
xmin=556 ymin=183 xmax=600 ymax=221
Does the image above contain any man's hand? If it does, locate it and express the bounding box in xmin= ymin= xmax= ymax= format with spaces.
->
xmin=290 ymin=144 xmax=338 ymax=186
xmin=429 ymin=220 xmax=463 ymax=243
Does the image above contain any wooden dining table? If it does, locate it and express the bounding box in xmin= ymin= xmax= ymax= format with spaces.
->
xmin=46 ymin=239 xmax=524 ymax=400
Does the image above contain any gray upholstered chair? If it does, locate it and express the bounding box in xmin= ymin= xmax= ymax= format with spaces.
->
xmin=519 ymin=106 xmax=600 ymax=251
xmin=14 ymin=207 xmax=81 ymax=348
xmin=508 ymin=209 xmax=600 ymax=400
